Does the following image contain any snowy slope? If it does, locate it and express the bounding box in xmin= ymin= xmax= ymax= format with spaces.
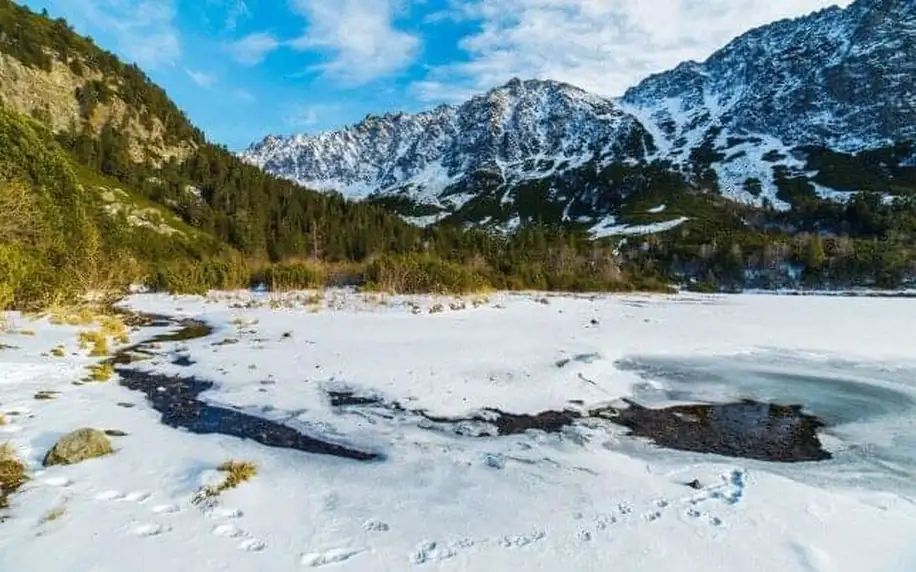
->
xmin=621 ymin=0 xmax=916 ymax=204
xmin=3 ymin=291 xmax=916 ymax=570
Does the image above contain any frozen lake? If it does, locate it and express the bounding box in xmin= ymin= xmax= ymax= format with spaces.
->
xmin=2 ymin=290 xmax=916 ymax=571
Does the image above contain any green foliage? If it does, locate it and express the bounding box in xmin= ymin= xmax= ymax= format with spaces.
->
xmin=362 ymin=254 xmax=490 ymax=294
xmin=256 ymin=260 xmax=328 ymax=291
xmin=0 ymin=107 xmax=101 ymax=308
xmin=803 ymin=143 xmax=916 ymax=195
xmin=146 ymin=257 xmax=251 ymax=295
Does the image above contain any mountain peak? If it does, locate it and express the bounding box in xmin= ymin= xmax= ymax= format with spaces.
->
xmin=241 ymin=77 xmax=648 ymax=211
xmin=244 ymin=0 xmax=916 ymax=226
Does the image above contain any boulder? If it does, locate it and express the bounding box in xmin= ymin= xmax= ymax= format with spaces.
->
xmin=43 ymin=428 xmax=113 ymax=467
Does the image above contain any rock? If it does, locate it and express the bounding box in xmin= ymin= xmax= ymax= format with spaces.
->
xmin=104 ymin=429 xmax=129 ymax=437
xmin=43 ymin=428 xmax=113 ymax=466
xmin=686 ymin=479 xmax=702 ymax=490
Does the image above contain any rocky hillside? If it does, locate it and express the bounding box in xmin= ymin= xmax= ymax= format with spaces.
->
xmin=244 ymin=0 xmax=916 ymax=232
xmin=0 ymin=0 xmax=201 ymax=164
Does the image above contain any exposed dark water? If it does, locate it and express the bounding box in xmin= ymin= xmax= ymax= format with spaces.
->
xmin=605 ymin=399 xmax=831 ymax=463
xmin=422 ymin=408 xmax=583 ymax=437
xmin=110 ymin=318 xmax=381 ymax=462
xmin=327 ymin=389 xmax=831 ymax=462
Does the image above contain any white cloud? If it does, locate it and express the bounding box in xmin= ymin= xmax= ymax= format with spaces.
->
xmin=225 ymin=0 xmax=251 ymax=31
xmin=288 ymin=0 xmax=420 ymax=86
xmin=185 ymin=68 xmax=216 ymax=87
xmin=230 ymin=32 xmax=281 ymax=66
xmin=416 ymin=0 xmax=854 ymax=101
xmin=42 ymin=0 xmax=180 ymax=68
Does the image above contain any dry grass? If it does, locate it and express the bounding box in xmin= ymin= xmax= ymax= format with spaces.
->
xmin=0 ymin=414 xmax=5 ymax=426
xmin=192 ymin=460 xmax=258 ymax=507
xmin=85 ymin=363 xmax=115 ymax=383
xmin=50 ymin=345 xmax=66 ymax=357
xmin=33 ymin=390 xmax=59 ymax=401
xmin=99 ymin=316 xmax=129 ymax=344
xmin=0 ymin=442 xmax=27 ymax=509
xmin=78 ymin=331 xmax=109 ymax=356
xmin=48 ymin=305 xmax=98 ymax=327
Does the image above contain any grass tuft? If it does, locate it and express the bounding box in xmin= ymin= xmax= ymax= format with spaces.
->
xmin=85 ymin=363 xmax=115 ymax=383
xmin=0 ymin=442 xmax=27 ymax=510
xmin=192 ymin=460 xmax=258 ymax=507
xmin=50 ymin=345 xmax=66 ymax=357
xmin=78 ymin=331 xmax=109 ymax=356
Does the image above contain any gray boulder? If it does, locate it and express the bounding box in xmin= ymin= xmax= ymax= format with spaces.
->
xmin=43 ymin=428 xmax=113 ymax=466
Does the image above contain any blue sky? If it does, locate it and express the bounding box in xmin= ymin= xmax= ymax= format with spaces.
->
xmin=20 ymin=0 xmax=849 ymax=150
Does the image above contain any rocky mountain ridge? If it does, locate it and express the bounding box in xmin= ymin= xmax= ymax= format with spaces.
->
xmin=243 ymin=0 xmax=916 ymax=231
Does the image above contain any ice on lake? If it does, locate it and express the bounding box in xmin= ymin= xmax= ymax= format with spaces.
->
xmin=2 ymin=290 xmax=916 ymax=572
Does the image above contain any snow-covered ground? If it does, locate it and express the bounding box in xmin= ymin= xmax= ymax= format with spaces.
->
xmin=2 ymin=290 xmax=916 ymax=571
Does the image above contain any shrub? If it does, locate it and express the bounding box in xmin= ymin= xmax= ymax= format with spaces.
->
xmin=146 ymin=257 xmax=250 ymax=295
xmin=361 ymin=255 xmax=490 ymax=295
xmin=0 ymin=442 xmax=27 ymax=509
xmin=256 ymin=259 xmax=327 ymax=291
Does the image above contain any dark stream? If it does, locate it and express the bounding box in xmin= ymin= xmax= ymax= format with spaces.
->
xmin=109 ymin=314 xmax=381 ymax=462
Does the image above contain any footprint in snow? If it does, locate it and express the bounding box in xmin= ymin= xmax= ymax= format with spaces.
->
xmin=96 ymin=490 xmax=152 ymax=503
xmin=152 ymin=504 xmax=181 ymax=515
xmin=643 ymin=510 xmax=663 ymax=523
xmin=362 ymin=519 xmax=390 ymax=532
xmin=96 ymin=490 xmax=126 ymax=501
xmin=123 ymin=491 xmax=152 ymax=504
xmin=239 ymin=538 xmax=267 ymax=552
xmin=212 ymin=523 xmax=245 ymax=538
xmin=132 ymin=523 xmax=171 ymax=537
xmin=498 ymin=530 xmax=545 ymax=549
xmin=301 ymin=547 xmax=366 ymax=567
xmin=594 ymin=514 xmax=617 ymax=530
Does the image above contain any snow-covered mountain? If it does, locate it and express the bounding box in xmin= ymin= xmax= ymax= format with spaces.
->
xmin=622 ymin=0 xmax=916 ymax=205
xmin=243 ymin=0 xmax=916 ymax=227
xmin=243 ymin=79 xmax=652 ymax=217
